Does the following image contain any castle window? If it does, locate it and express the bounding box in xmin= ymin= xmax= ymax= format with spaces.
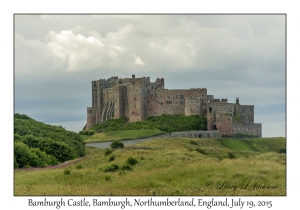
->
xmin=134 ymin=97 xmax=136 ymax=101
xmin=134 ymin=105 xmax=136 ymax=108
xmin=180 ymin=95 xmax=184 ymax=99
xmin=167 ymin=95 xmax=170 ymax=99
xmin=202 ymin=100 xmax=204 ymax=103
xmin=202 ymin=94 xmax=204 ymax=97
xmin=88 ymin=110 xmax=92 ymax=113
xmin=176 ymin=95 xmax=178 ymax=98
xmin=166 ymin=101 xmax=172 ymax=104
xmin=133 ymin=82 xmax=135 ymax=85
xmin=209 ymin=107 xmax=212 ymax=113
xmin=175 ymin=101 xmax=178 ymax=104
xmin=150 ymin=94 xmax=153 ymax=97
xmin=155 ymin=94 xmax=157 ymax=97
xmin=160 ymin=102 xmax=163 ymax=105
xmin=180 ymin=101 xmax=183 ymax=104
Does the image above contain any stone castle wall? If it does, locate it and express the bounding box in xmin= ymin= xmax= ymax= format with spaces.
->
xmin=232 ymin=122 xmax=262 ymax=137
xmin=215 ymin=114 xmax=233 ymax=135
xmin=86 ymin=75 xmax=262 ymax=137
xmin=236 ymin=104 xmax=254 ymax=123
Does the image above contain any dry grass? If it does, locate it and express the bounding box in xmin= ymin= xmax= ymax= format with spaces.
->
xmin=14 ymin=137 xmax=286 ymax=196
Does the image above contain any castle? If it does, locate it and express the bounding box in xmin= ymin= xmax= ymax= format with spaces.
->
xmin=86 ymin=75 xmax=262 ymax=137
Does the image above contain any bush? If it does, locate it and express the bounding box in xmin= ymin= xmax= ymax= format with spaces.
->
xmin=76 ymin=164 xmax=82 ymax=169
xmin=110 ymin=141 xmax=124 ymax=149
xmin=88 ymin=130 xmax=94 ymax=135
xmin=279 ymin=148 xmax=286 ymax=154
xmin=101 ymin=164 xmax=119 ymax=172
xmin=64 ymin=169 xmax=71 ymax=175
xmin=228 ymin=152 xmax=236 ymax=159
xmin=108 ymin=155 xmax=115 ymax=162
xmin=122 ymin=163 xmax=132 ymax=171
xmin=14 ymin=157 xmax=19 ymax=168
xmin=196 ymin=148 xmax=206 ymax=155
xmin=190 ymin=140 xmax=199 ymax=145
xmin=126 ymin=157 xmax=138 ymax=165
xmin=14 ymin=141 xmax=58 ymax=168
xmin=105 ymin=175 xmax=111 ymax=181
xmin=104 ymin=149 xmax=113 ymax=156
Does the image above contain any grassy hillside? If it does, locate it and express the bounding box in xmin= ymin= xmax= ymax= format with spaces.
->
xmin=82 ymin=114 xmax=207 ymax=143
xmin=83 ymin=129 xmax=165 ymax=143
xmin=89 ymin=114 xmax=207 ymax=133
xmin=14 ymin=137 xmax=286 ymax=196
xmin=217 ymin=137 xmax=286 ymax=153
xmin=14 ymin=113 xmax=85 ymax=168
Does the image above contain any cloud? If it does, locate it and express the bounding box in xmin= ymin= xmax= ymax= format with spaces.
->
xmin=132 ymin=54 xmax=145 ymax=66
xmin=14 ymin=15 xmax=285 ymax=137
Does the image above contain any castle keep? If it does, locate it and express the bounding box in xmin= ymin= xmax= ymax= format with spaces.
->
xmin=87 ymin=75 xmax=262 ymax=137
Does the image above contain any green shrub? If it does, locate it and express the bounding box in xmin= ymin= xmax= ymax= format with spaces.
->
xmin=126 ymin=157 xmax=138 ymax=165
xmin=14 ymin=141 xmax=58 ymax=168
xmin=64 ymin=169 xmax=71 ymax=175
xmin=228 ymin=152 xmax=236 ymax=159
xmin=101 ymin=164 xmax=119 ymax=172
xmin=279 ymin=148 xmax=286 ymax=154
xmin=190 ymin=140 xmax=199 ymax=145
xmin=108 ymin=156 xmax=115 ymax=162
xmin=110 ymin=141 xmax=124 ymax=149
xmin=76 ymin=164 xmax=82 ymax=169
xmin=88 ymin=130 xmax=94 ymax=135
xmin=196 ymin=148 xmax=206 ymax=155
xmin=104 ymin=149 xmax=113 ymax=156
xmin=105 ymin=175 xmax=111 ymax=181
xmin=14 ymin=157 xmax=19 ymax=168
xmin=122 ymin=163 xmax=132 ymax=170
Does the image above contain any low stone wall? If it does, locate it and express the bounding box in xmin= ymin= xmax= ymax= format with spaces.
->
xmin=232 ymin=122 xmax=262 ymax=137
xmin=170 ymin=130 xmax=221 ymax=138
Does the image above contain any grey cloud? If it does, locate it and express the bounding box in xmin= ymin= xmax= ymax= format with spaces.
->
xmin=14 ymin=14 xmax=286 ymax=137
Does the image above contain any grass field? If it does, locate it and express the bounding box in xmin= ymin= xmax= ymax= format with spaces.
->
xmin=14 ymin=137 xmax=286 ymax=196
xmin=83 ymin=129 xmax=166 ymax=143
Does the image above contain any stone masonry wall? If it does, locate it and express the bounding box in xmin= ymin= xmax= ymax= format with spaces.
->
xmin=215 ymin=114 xmax=233 ymax=135
xmin=128 ymin=77 xmax=149 ymax=122
xmin=236 ymin=105 xmax=254 ymax=123
xmin=185 ymin=98 xmax=201 ymax=116
xmin=147 ymin=88 xmax=207 ymax=117
xmin=86 ymin=107 xmax=97 ymax=129
xmin=208 ymin=103 xmax=234 ymax=115
xmin=232 ymin=122 xmax=262 ymax=137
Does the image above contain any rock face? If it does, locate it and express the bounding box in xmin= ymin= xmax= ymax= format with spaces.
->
xmin=86 ymin=75 xmax=262 ymax=137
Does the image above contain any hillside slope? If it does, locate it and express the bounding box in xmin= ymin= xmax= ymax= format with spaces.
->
xmin=14 ymin=113 xmax=85 ymax=168
xmin=15 ymin=137 xmax=286 ymax=196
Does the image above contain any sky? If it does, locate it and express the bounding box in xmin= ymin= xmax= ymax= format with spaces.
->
xmin=14 ymin=14 xmax=286 ymax=137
